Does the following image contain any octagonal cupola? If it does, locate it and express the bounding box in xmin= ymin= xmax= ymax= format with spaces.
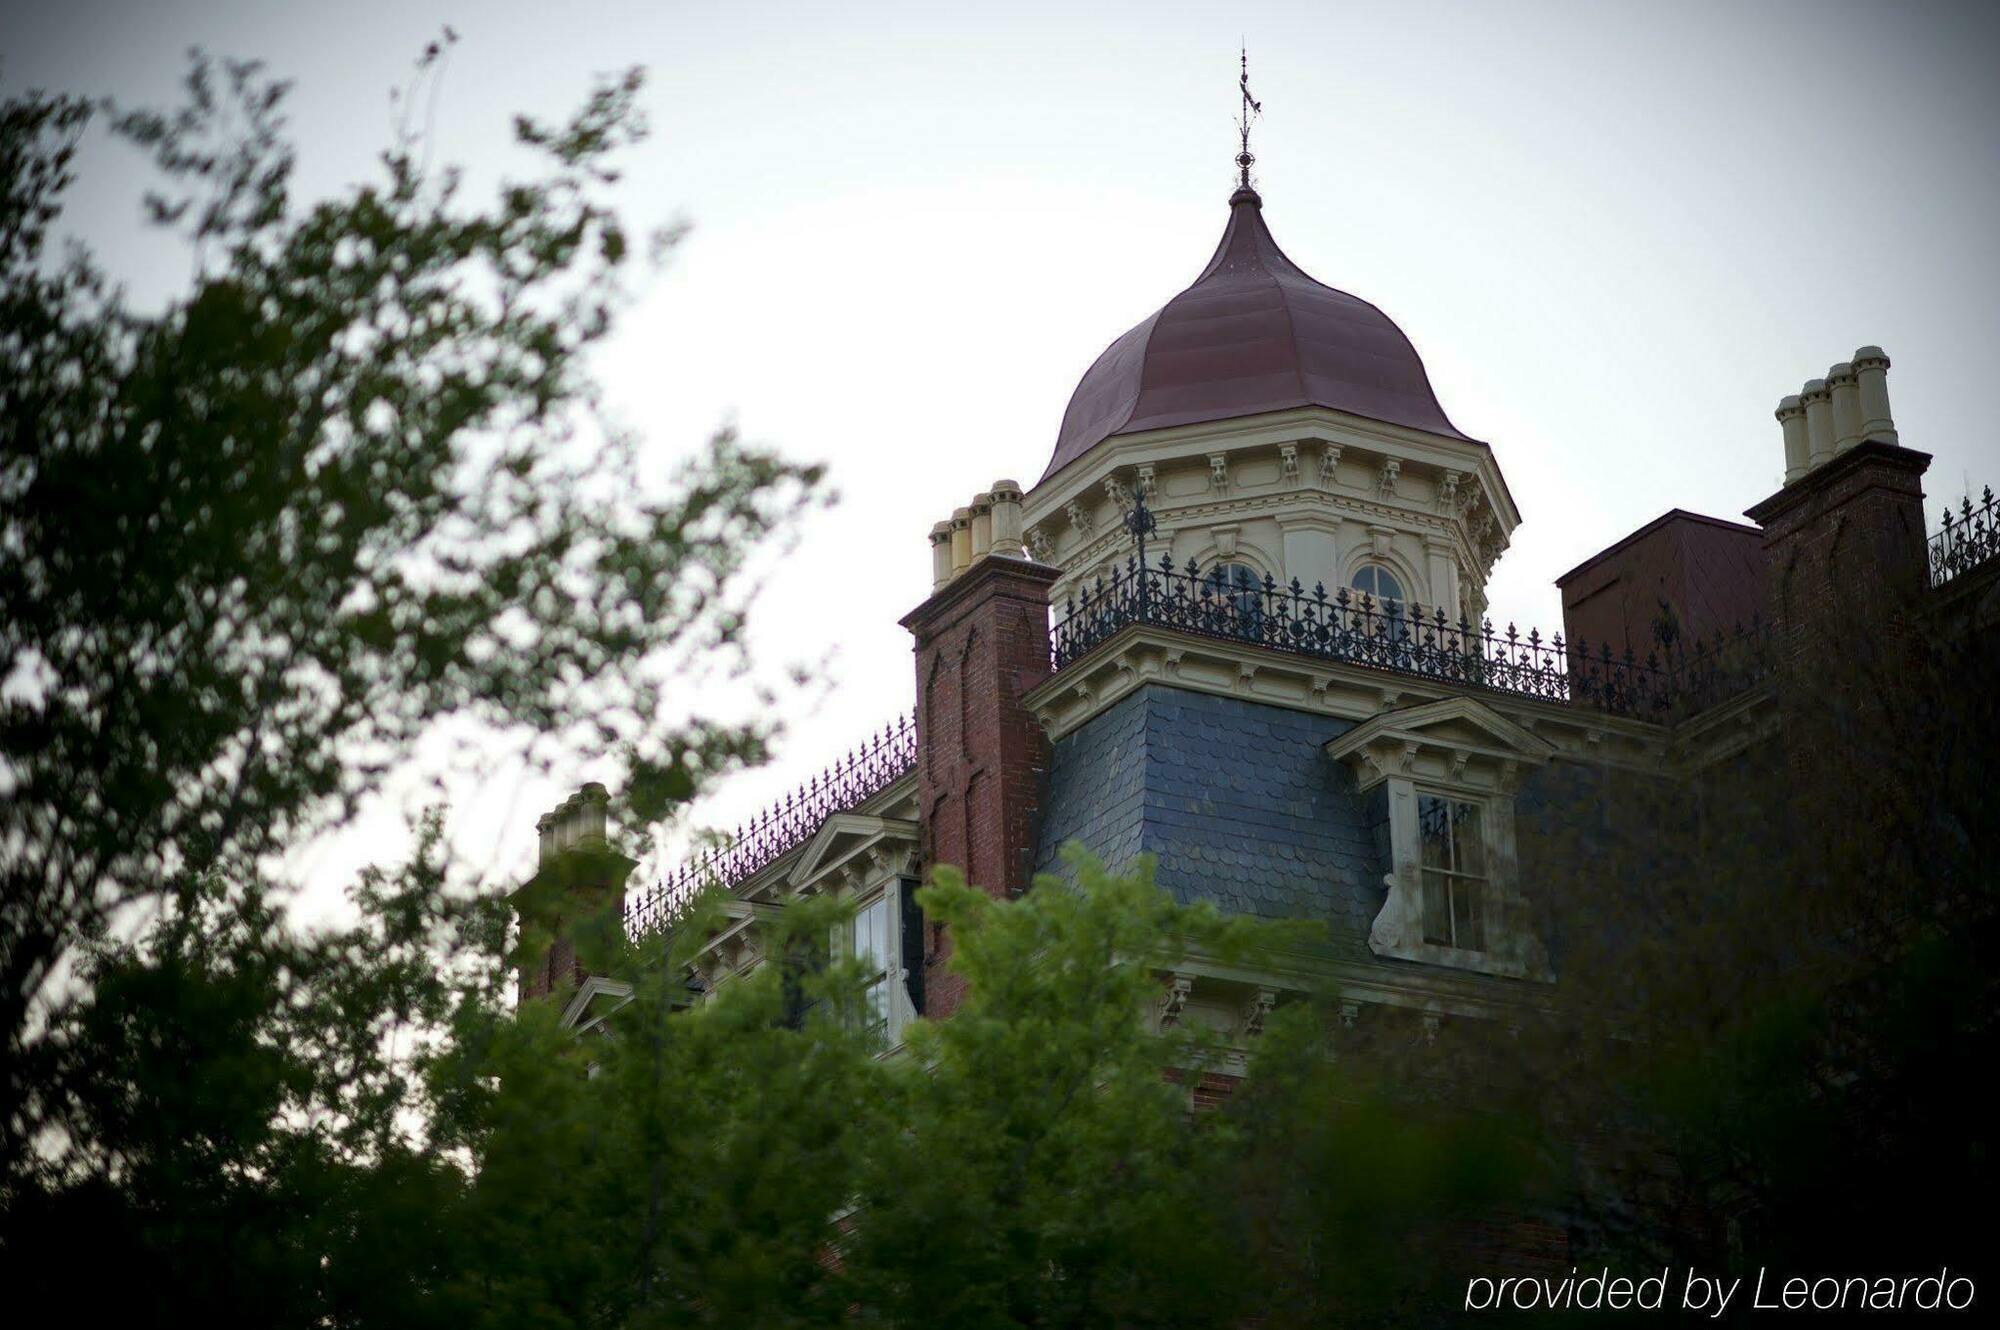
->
xmin=1021 ymin=182 xmax=1519 ymax=626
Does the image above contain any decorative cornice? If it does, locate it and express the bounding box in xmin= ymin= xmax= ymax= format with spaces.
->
xmin=1024 ymin=404 xmax=1520 ymax=535
xmin=1023 ymin=622 xmax=1671 ymax=770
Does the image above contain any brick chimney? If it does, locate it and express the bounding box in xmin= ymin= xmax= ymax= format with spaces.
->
xmin=901 ymin=490 xmax=1059 ymax=1015
xmin=513 ymin=782 xmax=637 ymax=1004
xmin=1745 ymin=349 xmax=1932 ymax=782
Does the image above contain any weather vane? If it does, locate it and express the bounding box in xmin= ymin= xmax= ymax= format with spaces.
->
xmin=1236 ymin=45 xmax=1263 ymax=190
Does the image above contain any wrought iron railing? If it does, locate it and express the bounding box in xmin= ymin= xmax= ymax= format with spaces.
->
xmin=1930 ymin=485 xmax=1998 ymax=589
xmin=1051 ymin=551 xmax=1770 ymax=722
xmin=624 ymin=715 xmax=916 ymax=936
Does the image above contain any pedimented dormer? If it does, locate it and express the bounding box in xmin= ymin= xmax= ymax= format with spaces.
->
xmin=1022 ymin=185 xmax=1518 ymax=625
xmin=785 ymin=812 xmax=920 ymax=895
xmin=1324 ymin=696 xmax=1556 ymax=795
xmin=1326 ymin=697 xmax=1554 ymax=982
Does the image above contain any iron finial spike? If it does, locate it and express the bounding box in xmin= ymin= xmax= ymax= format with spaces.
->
xmin=1236 ymin=45 xmax=1262 ymax=191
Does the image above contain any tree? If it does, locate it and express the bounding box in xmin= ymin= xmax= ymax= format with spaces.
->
xmin=1514 ymin=579 xmax=2000 ymax=1276
xmin=1 ymin=43 xmax=821 ymax=1186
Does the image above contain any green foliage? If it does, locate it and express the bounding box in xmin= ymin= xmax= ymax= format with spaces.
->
xmin=1 ymin=45 xmax=821 ymax=1180
xmin=7 ymin=812 xmax=492 ymax=1325
xmin=844 ymin=850 xmax=1264 ymax=1328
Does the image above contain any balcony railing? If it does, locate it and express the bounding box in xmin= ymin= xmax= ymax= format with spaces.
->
xmin=1930 ymin=486 xmax=1998 ymax=589
xmin=1051 ymin=552 xmax=1770 ymax=722
xmin=624 ymin=715 xmax=916 ymax=936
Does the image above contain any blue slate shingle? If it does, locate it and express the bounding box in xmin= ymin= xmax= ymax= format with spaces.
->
xmin=1034 ymin=685 xmax=1381 ymax=958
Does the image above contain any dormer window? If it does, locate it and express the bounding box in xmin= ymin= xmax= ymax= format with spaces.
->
xmin=1323 ymin=698 xmax=1555 ymax=982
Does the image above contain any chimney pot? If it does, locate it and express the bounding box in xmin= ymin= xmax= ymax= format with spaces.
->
xmin=1801 ymin=378 xmax=1835 ymax=468
xmin=989 ymin=480 xmax=1025 ymax=557
xmin=1853 ymin=345 xmax=1897 ymax=444
xmin=1776 ymin=394 xmax=1809 ymax=483
xmin=1827 ymin=362 xmax=1862 ymax=454
xmin=929 ymin=519 xmax=954 ymax=588
xmin=949 ymin=507 xmax=972 ymax=574
xmin=970 ymin=492 xmax=995 ymax=560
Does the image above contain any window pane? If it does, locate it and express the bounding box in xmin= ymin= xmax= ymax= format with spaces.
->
xmin=1455 ymin=879 xmax=1487 ymax=952
xmin=1422 ymin=869 xmax=1452 ymax=946
xmin=864 ymin=977 xmax=889 ymax=1033
xmin=1418 ymin=795 xmax=1452 ymax=872
xmin=1451 ymin=803 xmax=1486 ymax=877
xmin=1354 ymin=565 xmax=1404 ymax=603
xmin=854 ymin=896 xmax=890 ymax=972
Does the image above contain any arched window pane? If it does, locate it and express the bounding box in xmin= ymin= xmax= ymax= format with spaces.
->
xmin=1352 ymin=564 xmax=1404 ymax=604
xmin=1210 ymin=562 xmax=1264 ymax=633
xmin=1214 ymin=561 xmax=1260 ymax=591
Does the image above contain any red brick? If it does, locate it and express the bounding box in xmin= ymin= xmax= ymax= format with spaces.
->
xmin=901 ymin=555 xmax=1060 ymax=1018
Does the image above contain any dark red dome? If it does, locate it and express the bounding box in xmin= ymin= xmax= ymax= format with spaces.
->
xmin=1043 ymin=186 xmax=1473 ymax=482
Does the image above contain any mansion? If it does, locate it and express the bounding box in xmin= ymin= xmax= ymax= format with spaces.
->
xmin=520 ymin=170 xmax=1999 ymax=1131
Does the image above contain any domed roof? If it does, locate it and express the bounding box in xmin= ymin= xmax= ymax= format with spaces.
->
xmin=1043 ymin=185 xmax=1474 ymax=482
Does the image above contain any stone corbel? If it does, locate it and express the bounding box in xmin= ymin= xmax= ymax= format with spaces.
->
xmin=1136 ymin=463 xmax=1157 ymax=502
xmin=1436 ymin=469 xmax=1462 ymax=515
xmin=1208 ymin=453 xmax=1230 ymax=493
xmin=1377 ymin=458 xmax=1401 ymax=499
xmin=1159 ymin=974 xmax=1193 ymax=1029
xmin=1103 ymin=475 xmax=1130 ymax=509
xmin=1066 ymin=500 xmax=1095 ymax=538
xmin=1279 ymin=443 xmax=1300 ymax=485
xmin=1340 ymin=1000 xmax=1361 ymax=1029
xmin=1240 ymin=987 xmax=1278 ymax=1040
xmin=1027 ymin=527 xmax=1054 ymax=564
xmin=1319 ymin=443 xmax=1343 ymax=486
xmin=1420 ymin=1012 xmax=1442 ymax=1045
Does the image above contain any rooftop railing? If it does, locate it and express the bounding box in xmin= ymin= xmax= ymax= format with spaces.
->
xmin=624 ymin=715 xmax=916 ymax=936
xmin=1051 ymin=549 xmax=1770 ymax=723
xmin=632 ymin=499 xmax=1789 ymax=932
xmin=1930 ymin=486 xmax=1998 ymax=589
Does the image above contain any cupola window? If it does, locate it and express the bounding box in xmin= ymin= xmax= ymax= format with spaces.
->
xmin=1209 ymin=561 xmax=1266 ymax=632
xmin=1350 ymin=564 xmax=1404 ymax=606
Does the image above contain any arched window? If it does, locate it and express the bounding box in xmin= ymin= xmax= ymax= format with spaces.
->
xmin=1350 ymin=564 xmax=1404 ymax=606
xmin=1209 ymin=561 xmax=1265 ymax=637
xmin=1350 ymin=563 xmax=1407 ymax=660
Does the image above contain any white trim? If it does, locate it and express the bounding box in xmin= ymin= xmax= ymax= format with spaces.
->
xmin=560 ymin=975 xmax=635 ymax=1033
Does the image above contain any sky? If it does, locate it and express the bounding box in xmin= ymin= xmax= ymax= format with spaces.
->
xmin=8 ymin=0 xmax=1999 ymax=905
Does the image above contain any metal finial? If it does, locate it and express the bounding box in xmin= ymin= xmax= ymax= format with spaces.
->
xmin=1236 ymin=45 xmax=1263 ymax=190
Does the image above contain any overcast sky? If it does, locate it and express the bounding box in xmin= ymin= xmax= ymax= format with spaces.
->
xmin=9 ymin=0 xmax=1999 ymax=904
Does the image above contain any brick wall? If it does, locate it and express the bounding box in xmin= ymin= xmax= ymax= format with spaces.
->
xmin=1557 ymin=510 xmax=1768 ymax=654
xmin=1744 ymin=440 xmax=1932 ymax=784
xmin=901 ymin=554 xmax=1059 ymax=1018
